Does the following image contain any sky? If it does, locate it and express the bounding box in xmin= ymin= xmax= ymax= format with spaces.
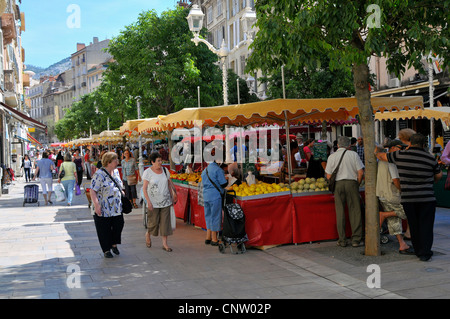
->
xmin=20 ymin=0 xmax=181 ymax=68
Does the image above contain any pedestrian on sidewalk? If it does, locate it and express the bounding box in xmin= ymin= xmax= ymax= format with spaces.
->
xmin=58 ymin=152 xmax=77 ymax=206
xmin=90 ymin=152 xmax=125 ymax=258
xmin=73 ymin=149 xmax=84 ymax=188
xmin=376 ymin=139 xmax=412 ymax=254
xmin=375 ymin=133 xmax=443 ymax=261
xmin=33 ymin=151 xmax=55 ymax=205
xmin=325 ymin=136 xmax=364 ymax=247
xmin=21 ymin=154 xmax=32 ymax=182
xmin=143 ymin=151 xmax=177 ymax=252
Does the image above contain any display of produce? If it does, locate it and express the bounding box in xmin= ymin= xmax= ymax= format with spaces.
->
xmin=289 ymin=177 xmax=329 ymax=193
xmin=170 ymin=172 xmax=202 ymax=184
xmin=232 ymin=181 xmax=290 ymax=197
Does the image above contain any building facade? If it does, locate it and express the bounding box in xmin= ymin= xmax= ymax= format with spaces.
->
xmin=71 ymin=37 xmax=111 ymax=101
xmin=0 ymin=0 xmax=46 ymax=188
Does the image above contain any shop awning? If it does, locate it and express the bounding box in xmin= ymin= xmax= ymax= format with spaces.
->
xmin=119 ymin=118 xmax=150 ymax=135
xmin=137 ymin=116 xmax=165 ymax=133
xmin=155 ymin=97 xmax=423 ymax=130
xmin=26 ymin=133 xmax=43 ymax=147
xmin=0 ymin=102 xmax=47 ymax=132
xmin=375 ymin=106 xmax=450 ymax=125
xmin=14 ymin=134 xmax=33 ymax=143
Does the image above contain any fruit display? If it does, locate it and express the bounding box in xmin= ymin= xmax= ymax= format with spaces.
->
xmin=231 ymin=181 xmax=290 ymax=197
xmin=170 ymin=172 xmax=202 ymax=184
xmin=289 ymin=177 xmax=329 ymax=193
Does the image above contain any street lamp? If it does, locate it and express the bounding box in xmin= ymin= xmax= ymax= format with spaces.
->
xmin=187 ymin=4 xmax=256 ymax=106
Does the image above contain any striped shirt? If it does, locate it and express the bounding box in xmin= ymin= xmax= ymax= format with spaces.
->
xmin=387 ymin=147 xmax=441 ymax=203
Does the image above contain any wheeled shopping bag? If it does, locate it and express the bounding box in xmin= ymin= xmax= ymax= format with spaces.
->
xmin=23 ymin=184 xmax=40 ymax=207
xmin=218 ymin=191 xmax=248 ymax=254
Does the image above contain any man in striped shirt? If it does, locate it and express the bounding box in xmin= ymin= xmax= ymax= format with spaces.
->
xmin=375 ymin=133 xmax=442 ymax=261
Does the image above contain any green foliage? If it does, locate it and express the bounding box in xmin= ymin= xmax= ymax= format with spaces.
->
xmin=248 ymin=0 xmax=449 ymax=79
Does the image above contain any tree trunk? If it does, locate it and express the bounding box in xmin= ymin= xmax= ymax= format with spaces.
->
xmin=353 ymin=63 xmax=380 ymax=256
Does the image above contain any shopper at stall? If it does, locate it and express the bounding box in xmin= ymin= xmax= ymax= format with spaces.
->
xmin=325 ymin=136 xmax=364 ymax=247
xmin=143 ymin=151 xmax=177 ymax=252
xmin=90 ymin=152 xmax=125 ymax=258
xmin=376 ymin=139 xmax=412 ymax=254
xmin=397 ymin=128 xmax=416 ymax=240
xmin=375 ymin=133 xmax=442 ymax=262
xmin=21 ymin=154 xmax=32 ymax=182
xmin=34 ymin=151 xmax=56 ymax=205
xmin=58 ymin=152 xmax=77 ymax=206
xmin=201 ymin=149 xmax=227 ymax=246
xmin=122 ymin=148 xmax=141 ymax=209
xmin=73 ymin=149 xmax=84 ymax=187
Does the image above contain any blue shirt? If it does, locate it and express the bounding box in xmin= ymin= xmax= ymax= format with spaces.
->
xmin=36 ymin=158 xmax=54 ymax=178
xmin=201 ymin=162 xmax=227 ymax=202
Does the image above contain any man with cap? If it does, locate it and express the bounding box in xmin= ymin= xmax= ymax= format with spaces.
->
xmin=376 ymin=138 xmax=412 ymax=254
xmin=375 ymin=133 xmax=442 ymax=261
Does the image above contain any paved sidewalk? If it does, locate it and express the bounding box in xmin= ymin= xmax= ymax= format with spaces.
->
xmin=1 ymin=178 xmax=450 ymax=300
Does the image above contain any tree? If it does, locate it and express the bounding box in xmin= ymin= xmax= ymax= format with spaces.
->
xmin=247 ymin=0 xmax=449 ymax=256
xmin=105 ymin=7 xmax=224 ymax=117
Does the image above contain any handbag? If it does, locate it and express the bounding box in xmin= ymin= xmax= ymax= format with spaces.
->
xmin=59 ymin=164 xmax=65 ymax=179
xmin=445 ymin=171 xmax=450 ymax=191
xmin=163 ymin=167 xmax=177 ymax=230
xmin=126 ymin=174 xmax=137 ymax=186
xmin=102 ymin=168 xmax=133 ymax=214
xmin=75 ymin=183 xmax=81 ymax=196
xmin=328 ymin=150 xmax=347 ymax=193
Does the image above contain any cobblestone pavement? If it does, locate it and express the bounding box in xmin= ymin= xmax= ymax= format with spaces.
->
xmin=1 ymin=178 xmax=450 ymax=301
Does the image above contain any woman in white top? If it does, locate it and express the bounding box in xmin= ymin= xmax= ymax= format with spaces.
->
xmin=143 ymin=152 xmax=177 ymax=252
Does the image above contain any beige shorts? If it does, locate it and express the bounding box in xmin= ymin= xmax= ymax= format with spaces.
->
xmin=147 ymin=206 xmax=173 ymax=237
xmin=379 ymin=199 xmax=407 ymax=235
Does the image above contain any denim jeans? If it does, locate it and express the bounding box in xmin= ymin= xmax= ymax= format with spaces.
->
xmin=61 ymin=179 xmax=75 ymax=204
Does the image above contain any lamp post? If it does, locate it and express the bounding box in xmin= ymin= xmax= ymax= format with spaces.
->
xmin=187 ymin=4 xmax=256 ymax=106
xmin=136 ymin=96 xmax=144 ymax=180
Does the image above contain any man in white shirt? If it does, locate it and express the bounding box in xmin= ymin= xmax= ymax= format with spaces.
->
xmin=376 ymin=139 xmax=412 ymax=254
xmin=325 ymin=136 xmax=364 ymax=247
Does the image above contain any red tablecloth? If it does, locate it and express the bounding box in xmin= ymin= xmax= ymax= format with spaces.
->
xmin=236 ymin=194 xmax=294 ymax=247
xmin=173 ymin=184 xmax=190 ymax=221
xmin=189 ymin=187 xmax=206 ymax=229
xmin=292 ymin=192 xmax=366 ymax=244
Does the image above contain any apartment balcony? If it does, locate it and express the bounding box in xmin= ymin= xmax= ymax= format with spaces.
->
xmin=1 ymin=13 xmax=17 ymax=45
xmin=4 ymin=70 xmax=19 ymax=107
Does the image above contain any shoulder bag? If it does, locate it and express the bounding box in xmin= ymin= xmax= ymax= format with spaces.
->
xmin=101 ymin=168 xmax=133 ymax=214
xmin=59 ymin=163 xmax=65 ymax=179
xmin=328 ymin=150 xmax=347 ymax=193
xmin=163 ymin=167 xmax=177 ymax=230
xmin=126 ymin=160 xmax=138 ymax=185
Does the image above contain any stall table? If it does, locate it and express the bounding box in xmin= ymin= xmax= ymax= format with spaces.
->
xmin=172 ymin=182 xmax=190 ymax=222
xmin=188 ymin=185 xmax=206 ymax=229
xmin=292 ymin=191 xmax=357 ymax=244
xmin=235 ymin=191 xmax=294 ymax=247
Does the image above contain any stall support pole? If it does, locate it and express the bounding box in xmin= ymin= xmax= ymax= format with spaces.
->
xmin=429 ymin=61 xmax=435 ymax=152
xmin=281 ymin=66 xmax=292 ymax=185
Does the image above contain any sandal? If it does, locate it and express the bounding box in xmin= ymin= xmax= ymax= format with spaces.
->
xmin=162 ymin=247 xmax=173 ymax=252
xmin=133 ymin=203 xmax=139 ymax=209
xmin=145 ymin=234 xmax=151 ymax=248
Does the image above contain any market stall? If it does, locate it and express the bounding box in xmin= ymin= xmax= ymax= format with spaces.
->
xmin=137 ymin=97 xmax=423 ymax=247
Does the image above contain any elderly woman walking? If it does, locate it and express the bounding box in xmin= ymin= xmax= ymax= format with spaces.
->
xmin=142 ymin=152 xmax=177 ymax=252
xmin=90 ymin=152 xmax=125 ymax=258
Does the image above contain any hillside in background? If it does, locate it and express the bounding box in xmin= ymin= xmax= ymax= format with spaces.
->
xmin=25 ymin=57 xmax=72 ymax=79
